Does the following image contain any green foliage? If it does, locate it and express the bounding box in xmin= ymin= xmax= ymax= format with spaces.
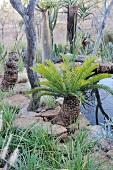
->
xmin=53 ymin=43 xmax=65 ymax=57
xmin=39 ymin=0 xmax=58 ymax=9
xmin=78 ymin=0 xmax=97 ymax=21
xmin=99 ymin=42 xmax=113 ymax=62
xmin=40 ymin=95 xmax=56 ymax=109
xmin=103 ymin=31 xmax=113 ymax=45
xmin=27 ymin=55 xmax=113 ymax=103
xmin=18 ymin=55 xmax=25 ymax=72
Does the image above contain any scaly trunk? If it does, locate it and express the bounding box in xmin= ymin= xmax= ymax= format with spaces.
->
xmin=0 ymin=52 xmax=19 ymax=90
xmin=52 ymin=96 xmax=80 ymax=126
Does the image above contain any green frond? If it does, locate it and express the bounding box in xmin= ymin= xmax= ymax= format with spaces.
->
xmin=35 ymin=81 xmax=67 ymax=95
xmin=26 ymin=87 xmax=59 ymax=94
xmin=80 ymin=74 xmax=112 ymax=90
xmin=30 ymin=64 xmax=63 ymax=90
xmin=80 ymin=63 xmax=99 ymax=80
xmin=71 ymin=56 xmax=97 ymax=89
xmin=85 ymin=84 xmax=113 ymax=95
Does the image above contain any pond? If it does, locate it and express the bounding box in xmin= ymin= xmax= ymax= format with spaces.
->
xmin=81 ymin=78 xmax=113 ymax=125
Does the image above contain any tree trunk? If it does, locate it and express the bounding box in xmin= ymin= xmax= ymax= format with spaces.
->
xmin=42 ymin=10 xmax=52 ymax=64
xmin=51 ymin=96 xmax=80 ymax=126
xmin=10 ymin=0 xmax=40 ymax=111
xmin=67 ymin=5 xmax=78 ymax=53
xmin=24 ymin=18 xmax=40 ymax=111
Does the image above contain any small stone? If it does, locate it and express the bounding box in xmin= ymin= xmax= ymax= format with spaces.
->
xmin=59 ymin=133 xmax=70 ymax=142
xmin=76 ymin=114 xmax=90 ymax=129
xmin=106 ymin=150 xmax=113 ymax=158
xmin=57 ymin=121 xmax=65 ymax=126
xmin=56 ymin=97 xmax=64 ymax=106
xmin=51 ymin=124 xmax=67 ymax=136
xmin=40 ymin=106 xmax=60 ymax=119
xmin=67 ymin=114 xmax=90 ymax=131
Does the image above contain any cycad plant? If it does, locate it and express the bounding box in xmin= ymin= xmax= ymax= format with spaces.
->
xmin=27 ymin=55 xmax=113 ymax=126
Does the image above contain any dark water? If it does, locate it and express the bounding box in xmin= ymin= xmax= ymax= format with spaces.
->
xmin=81 ymin=78 xmax=113 ymax=125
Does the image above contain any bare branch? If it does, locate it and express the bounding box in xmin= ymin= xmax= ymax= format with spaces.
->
xmin=92 ymin=0 xmax=113 ymax=56
xmin=10 ymin=0 xmax=24 ymax=17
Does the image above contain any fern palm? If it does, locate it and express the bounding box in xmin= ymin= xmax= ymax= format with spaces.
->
xmin=27 ymin=55 xmax=113 ymax=126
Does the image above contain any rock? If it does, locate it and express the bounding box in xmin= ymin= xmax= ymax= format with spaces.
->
xmin=18 ymin=106 xmax=60 ymax=119
xmin=86 ymin=125 xmax=106 ymax=140
xmin=15 ymin=83 xmax=29 ymax=94
xmin=98 ymin=62 xmax=113 ymax=73
xmin=13 ymin=117 xmax=43 ymax=129
xmin=0 ymin=114 xmax=3 ymax=131
xmin=36 ymin=121 xmax=67 ymax=136
xmin=67 ymin=114 xmax=90 ymax=131
xmin=59 ymin=133 xmax=70 ymax=142
xmin=18 ymin=107 xmax=41 ymax=117
xmin=40 ymin=106 xmax=60 ymax=119
xmin=13 ymin=116 xmax=67 ymax=136
xmin=51 ymin=124 xmax=67 ymax=136
xmin=89 ymin=150 xmax=111 ymax=169
xmin=56 ymin=97 xmax=64 ymax=106
xmin=3 ymin=94 xmax=30 ymax=108
xmin=36 ymin=121 xmax=52 ymax=134
xmin=99 ymin=138 xmax=113 ymax=151
xmin=106 ymin=150 xmax=113 ymax=158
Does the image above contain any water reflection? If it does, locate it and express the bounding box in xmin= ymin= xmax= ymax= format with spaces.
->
xmin=81 ymin=78 xmax=113 ymax=125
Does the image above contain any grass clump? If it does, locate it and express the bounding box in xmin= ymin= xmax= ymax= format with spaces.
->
xmin=0 ymin=106 xmax=103 ymax=170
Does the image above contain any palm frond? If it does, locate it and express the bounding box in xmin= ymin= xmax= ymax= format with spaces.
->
xmin=80 ymin=74 xmax=112 ymax=91
xmin=31 ymin=64 xmax=64 ymax=90
xmin=35 ymin=81 xmax=67 ymax=95
xmin=71 ymin=56 xmax=97 ymax=89
xmin=85 ymin=84 xmax=113 ymax=95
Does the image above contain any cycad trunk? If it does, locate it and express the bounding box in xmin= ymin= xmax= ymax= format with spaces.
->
xmin=52 ymin=96 xmax=80 ymax=126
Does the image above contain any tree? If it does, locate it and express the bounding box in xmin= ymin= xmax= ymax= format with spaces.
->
xmin=62 ymin=0 xmax=97 ymax=53
xmin=10 ymin=0 xmax=40 ymax=111
xmin=27 ymin=55 xmax=113 ymax=126
xmin=36 ymin=0 xmax=59 ymax=64
xmin=0 ymin=1 xmax=9 ymax=40
xmin=92 ymin=0 xmax=113 ymax=55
